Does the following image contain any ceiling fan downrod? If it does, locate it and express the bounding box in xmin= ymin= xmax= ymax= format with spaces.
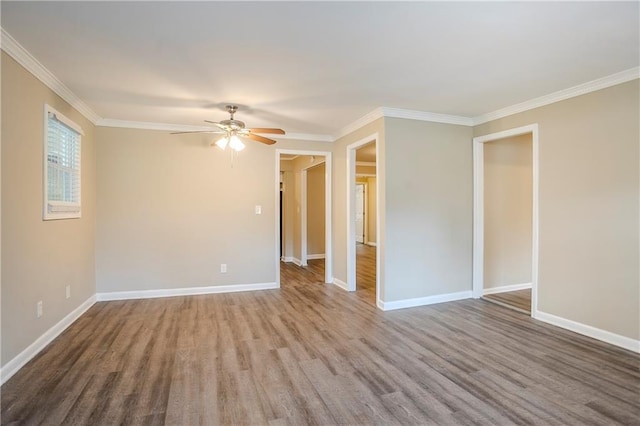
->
xmin=225 ymin=105 xmax=238 ymax=120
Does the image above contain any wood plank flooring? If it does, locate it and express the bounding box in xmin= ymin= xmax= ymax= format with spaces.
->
xmin=482 ymin=289 xmax=532 ymax=314
xmin=2 ymin=265 xmax=639 ymax=425
xmin=356 ymin=243 xmax=376 ymax=305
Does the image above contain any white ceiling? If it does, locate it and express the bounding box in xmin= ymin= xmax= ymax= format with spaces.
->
xmin=2 ymin=2 xmax=638 ymax=137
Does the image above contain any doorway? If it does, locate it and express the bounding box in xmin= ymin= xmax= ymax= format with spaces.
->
xmin=347 ymin=136 xmax=379 ymax=307
xmin=276 ymin=150 xmax=332 ymax=287
xmin=473 ymin=124 xmax=539 ymax=318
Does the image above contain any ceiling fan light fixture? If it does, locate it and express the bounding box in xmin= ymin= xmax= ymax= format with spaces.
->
xmin=229 ymin=135 xmax=245 ymax=151
xmin=215 ymin=136 xmax=229 ymax=150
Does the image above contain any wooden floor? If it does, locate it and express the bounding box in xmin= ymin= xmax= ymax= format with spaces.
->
xmin=482 ymin=289 xmax=532 ymax=315
xmin=2 ymin=268 xmax=639 ymax=425
xmin=356 ymin=243 xmax=376 ymax=305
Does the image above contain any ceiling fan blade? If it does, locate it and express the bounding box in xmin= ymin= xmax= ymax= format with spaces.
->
xmin=248 ymin=128 xmax=285 ymax=135
xmin=245 ymin=133 xmax=277 ymax=145
xmin=170 ymin=130 xmax=225 ymax=135
xmin=204 ymin=120 xmax=229 ymax=131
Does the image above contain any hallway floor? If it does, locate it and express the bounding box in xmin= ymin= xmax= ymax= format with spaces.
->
xmin=482 ymin=289 xmax=532 ymax=315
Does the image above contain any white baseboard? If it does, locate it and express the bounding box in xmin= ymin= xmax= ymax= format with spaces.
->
xmin=483 ymin=282 xmax=532 ymax=295
xmin=365 ymin=241 xmax=377 ymax=247
xmin=281 ymin=257 xmax=302 ymax=266
xmin=97 ymin=282 xmax=278 ymax=302
xmin=306 ymin=253 xmax=325 ymax=260
xmin=1 ymin=295 xmax=97 ymax=385
xmin=536 ymin=311 xmax=640 ymax=353
xmin=380 ymin=290 xmax=472 ymax=311
xmin=332 ymin=278 xmax=349 ymax=291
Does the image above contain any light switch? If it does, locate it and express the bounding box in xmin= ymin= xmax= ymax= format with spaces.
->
xmin=255 ymin=205 xmax=262 ymax=215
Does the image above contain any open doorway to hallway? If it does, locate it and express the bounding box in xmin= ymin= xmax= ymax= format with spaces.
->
xmin=354 ymin=142 xmax=377 ymax=305
xmin=473 ymin=125 xmax=539 ymax=317
xmin=276 ymin=150 xmax=332 ymax=287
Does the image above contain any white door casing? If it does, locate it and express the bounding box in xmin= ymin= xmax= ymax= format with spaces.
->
xmin=472 ymin=124 xmax=539 ymax=318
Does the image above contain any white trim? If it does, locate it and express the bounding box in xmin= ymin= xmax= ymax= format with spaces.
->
xmin=97 ymin=119 xmax=213 ymax=133
xmin=307 ymin=254 xmax=325 ymax=260
xmin=380 ymin=291 xmax=472 ymax=311
xmin=473 ymin=67 xmax=640 ymax=125
xmin=0 ymin=28 xmax=101 ymax=124
xmin=346 ymin=134 xmax=382 ymax=308
xmin=365 ymin=241 xmax=377 ymax=247
xmin=536 ymin=311 xmax=640 ymax=354
xmin=98 ymin=118 xmax=333 ymax=142
xmin=381 ymin=106 xmax=474 ymax=126
xmin=335 ymin=108 xmax=384 ymax=141
xmin=356 ymin=161 xmax=376 ymax=167
xmin=96 ymin=282 xmax=278 ymax=302
xmin=301 ymin=169 xmax=308 ymax=266
xmin=276 ymin=149 xmax=332 ymax=285
xmin=332 ymin=278 xmax=349 ymax=291
xmin=335 ymin=106 xmax=473 ymax=141
xmin=1 ymin=295 xmax=96 ymax=384
xmin=281 ymin=256 xmax=302 ymax=266
xmin=473 ymin=124 xmax=539 ymax=320
xmin=482 ymin=282 xmax=532 ymax=296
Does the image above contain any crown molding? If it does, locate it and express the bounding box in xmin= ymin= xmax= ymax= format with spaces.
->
xmin=334 ymin=107 xmax=385 ymax=141
xmin=97 ymin=118 xmax=213 ymax=132
xmin=97 ymin=118 xmax=333 ymax=142
xmin=381 ymin=107 xmax=474 ymax=126
xmin=334 ymin=106 xmax=473 ymax=141
xmin=473 ymin=67 xmax=640 ymax=125
xmin=277 ymin=132 xmax=334 ymax=142
xmin=1 ymin=28 xmax=102 ymax=124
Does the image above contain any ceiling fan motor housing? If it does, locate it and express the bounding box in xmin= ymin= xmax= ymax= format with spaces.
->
xmin=220 ymin=119 xmax=246 ymax=131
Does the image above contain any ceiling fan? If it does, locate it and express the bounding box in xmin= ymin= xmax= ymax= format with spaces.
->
xmin=172 ymin=105 xmax=285 ymax=151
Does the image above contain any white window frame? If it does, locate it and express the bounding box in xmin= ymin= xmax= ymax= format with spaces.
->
xmin=43 ymin=104 xmax=83 ymax=220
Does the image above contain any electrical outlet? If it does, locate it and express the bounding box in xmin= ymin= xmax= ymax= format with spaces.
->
xmin=220 ymin=263 xmax=227 ymax=273
xmin=66 ymin=285 xmax=71 ymax=299
xmin=37 ymin=301 xmax=43 ymax=318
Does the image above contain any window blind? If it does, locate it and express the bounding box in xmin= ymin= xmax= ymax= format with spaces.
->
xmin=45 ymin=108 xmax=81 ymax=218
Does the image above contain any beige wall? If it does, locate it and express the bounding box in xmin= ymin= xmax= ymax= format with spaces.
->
xmin=483 ymin=134 xmax=533 ymax=289
xmin=1 ymin=53 xmax=97 ymax=366
xmin=384 ymin=118 xmax=473 ymax=302
xmin=279 ymin=162 xmax=294 ymax=260
xmin=306 ymin=163 xmax=325 ymax=256
xmin=96 ymin=127 xmax=329 ymax=292
xmin=293 ymin=169 xmax=303 ymax=261
xmin=356 ymin=165 xmax=376 ymax=175
xmin=332 ymin=119 xmax=385 ymax=290
xmin=474 ymin=79 xmax=639 ymax=340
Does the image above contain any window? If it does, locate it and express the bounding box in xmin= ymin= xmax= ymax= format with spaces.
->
xmin=43 ymin=105 xmax=82 ymax=220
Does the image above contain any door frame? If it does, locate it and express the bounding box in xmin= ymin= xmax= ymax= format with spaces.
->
xmin=355 ymin=182 xmax=368 ymax=244
xmin=275 ymin=149 xmax=332 ymax=286
xmin=346 ymin=134 xmax=381 ymax=309
xmin=472 ymin=124 xmax=539 ymax=318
